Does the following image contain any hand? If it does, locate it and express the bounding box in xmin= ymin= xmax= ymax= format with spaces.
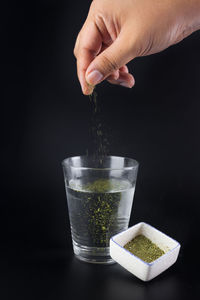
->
xmin=74 ymin=0 xmax=200 ymax=95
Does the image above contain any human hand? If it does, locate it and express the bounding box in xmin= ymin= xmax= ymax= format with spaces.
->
xmin=74 ymin=0 xmax=200 ymax=95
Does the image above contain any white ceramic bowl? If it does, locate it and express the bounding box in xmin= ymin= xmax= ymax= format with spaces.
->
xmin=110 ymin=222 xmax=181 ymax=281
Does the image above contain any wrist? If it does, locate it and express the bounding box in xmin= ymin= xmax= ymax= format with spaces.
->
xmin=176 ymin=0 xmax=200 ymax=32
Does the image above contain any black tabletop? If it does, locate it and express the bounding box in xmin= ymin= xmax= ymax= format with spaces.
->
xmin=7 ymin=245 xmax=198 ymax=300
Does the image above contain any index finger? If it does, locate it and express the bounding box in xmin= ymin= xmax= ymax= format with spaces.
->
xmin=74 ymin=20 xmax=102 ymax=95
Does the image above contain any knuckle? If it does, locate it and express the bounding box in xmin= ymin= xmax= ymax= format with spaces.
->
xmin=73 ymin=47 xmax=77 ymax=58
xmin=101 ymin=55 xmax=118 ymax=73
xmin=73 ymin=33 xmax=81 ymax=58
xmin=90 ymin=0 xmax=96 ymax=11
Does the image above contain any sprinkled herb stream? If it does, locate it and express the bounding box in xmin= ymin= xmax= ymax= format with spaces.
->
xmin=66 ymin=88 xmax=135 ymax=249
xmin=88 ymin=87 xmax=110 ymax=164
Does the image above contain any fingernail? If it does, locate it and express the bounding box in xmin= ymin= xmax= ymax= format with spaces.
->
xmin=120 ymin=82 xmax=132 ymax=88
xmin=86 ymin=70 xmax=103 ymax=86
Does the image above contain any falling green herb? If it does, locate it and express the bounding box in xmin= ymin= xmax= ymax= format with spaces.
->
xmin=124 ymin=235 xmax=165 ymax=263
xmin=87 ymin=88 xmax=110 ymax=164
xmin=88 ymin=83 xmax=95 ymax=96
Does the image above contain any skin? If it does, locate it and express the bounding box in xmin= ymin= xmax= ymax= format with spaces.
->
xmin=74 ymin=0 xmax=200 ymax=95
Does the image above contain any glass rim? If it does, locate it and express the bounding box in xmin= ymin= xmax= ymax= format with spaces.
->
xmin=62 ymin=155 xmax=139 ymax=171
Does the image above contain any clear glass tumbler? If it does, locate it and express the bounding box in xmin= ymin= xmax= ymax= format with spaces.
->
xmin=62 ymin=156 xmax=139 ymax=264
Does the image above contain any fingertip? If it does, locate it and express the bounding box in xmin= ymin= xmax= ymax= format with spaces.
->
xmin=107 ymin=72 xmax=135 ymax=88
xmin=119 ymin=71 xmax=135 ymax=87
xmin=86 ymin=83 xmax=95 ymax=95
xmin=119 ymin=82 xmax=133 ymax=88
xmin=129 ymin=75 xmax=135 ymax=87
xmin=81 ymin=81 xmax=95 ymax=95
xmin=77 ymin=68 xmax=92 ymax=95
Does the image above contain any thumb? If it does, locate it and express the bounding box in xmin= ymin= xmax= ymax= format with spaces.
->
xmin=85 ymin=34 xmax=134 ymax=86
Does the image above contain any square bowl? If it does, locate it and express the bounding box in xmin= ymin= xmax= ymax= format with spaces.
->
xmin=110 ymin=222 xmax=181 ymax=281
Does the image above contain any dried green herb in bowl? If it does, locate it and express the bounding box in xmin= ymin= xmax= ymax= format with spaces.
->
xmin=124 ymin=234 xmax=165 ymax=263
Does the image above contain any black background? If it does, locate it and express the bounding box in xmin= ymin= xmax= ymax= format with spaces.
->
xmin=3 ymin=1 xmax=200 ymax=299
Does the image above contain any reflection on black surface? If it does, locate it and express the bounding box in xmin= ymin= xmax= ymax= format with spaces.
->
xmin=9 ymin=251 xmax=195 ymax=300
xmin=68 ymin=259 xmax=183 ymax=300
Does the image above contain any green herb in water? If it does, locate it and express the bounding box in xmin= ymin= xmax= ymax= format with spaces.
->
xmin=69 ymin=178 xmax=122 ymax=246
xmin=67 ymin=178 xmax=134 ymax=247
xmin=84 ymin=178 xmax=125 ymax=193
xmin=124 ymin=234 xmax=165 ymax=263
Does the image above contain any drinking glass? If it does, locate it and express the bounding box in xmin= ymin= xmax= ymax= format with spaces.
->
xmin=62 ymin=156 xmax=139 ymax=264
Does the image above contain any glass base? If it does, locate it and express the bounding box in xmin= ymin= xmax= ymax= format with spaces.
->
xmin=73 ymin=241 xmax=116 ymax=265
